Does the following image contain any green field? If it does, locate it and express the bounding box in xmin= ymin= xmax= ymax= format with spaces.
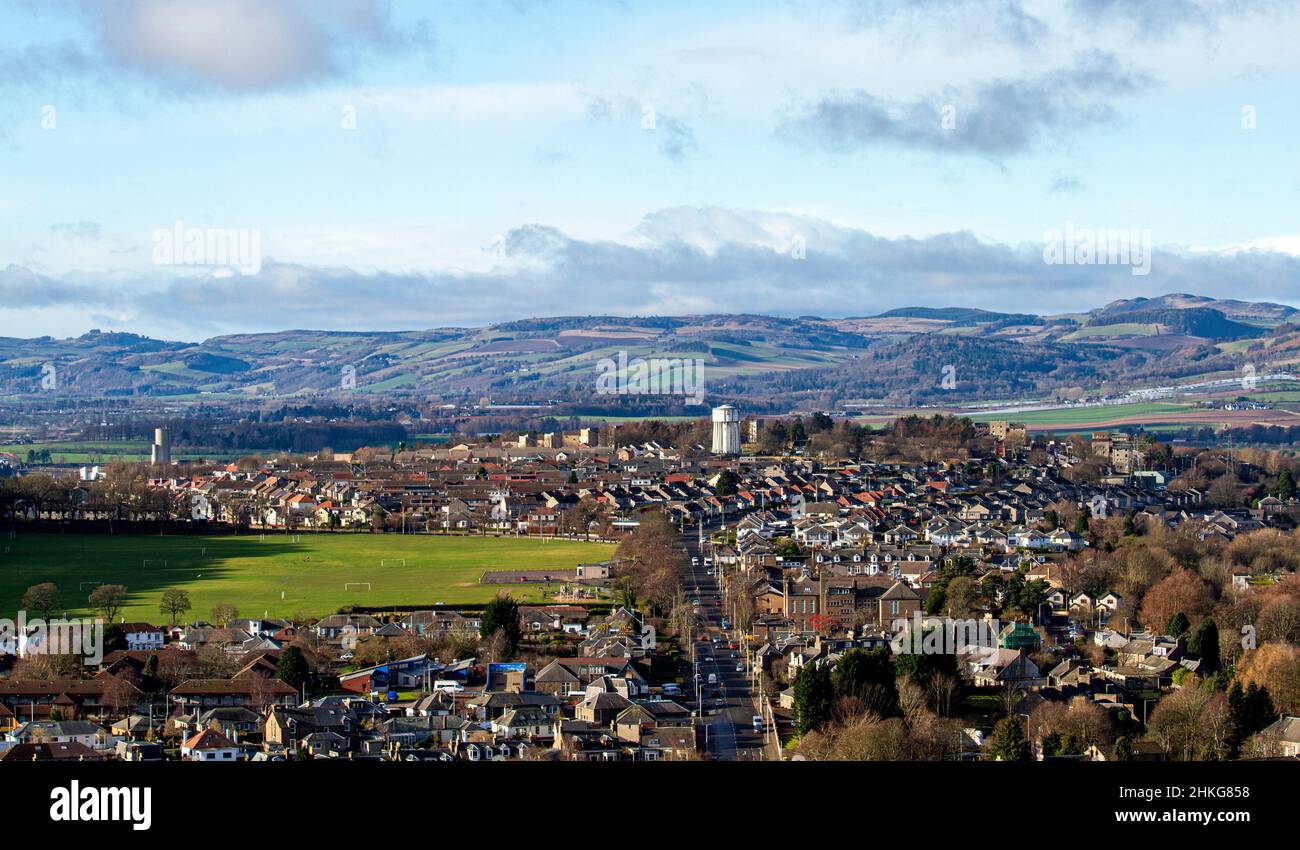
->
xmin=1059 ymin=322 xmax=1160 ymax=341
xmin=966 ymin=401 xmax=1196 ymax=427
xmin=0 ymin=441 xmax=256 ymax=464
xmin=0 ymin=533 xmax=616 ymax=622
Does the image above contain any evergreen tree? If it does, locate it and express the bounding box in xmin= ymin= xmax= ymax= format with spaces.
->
xmin=1166 ymin=612 xmax=1190 ymax=637
xmin=480 ymin=594 xmax=523 ymax=654
xmin=793 ymin=662 xmax=834 ymax=734
xmin=1276 ymin=469 xmax=1295 ymax=500
xmin=831 ymin=647 xmax=899 ymax=716
xmin=895 ymin=631 xmax=959 ymax=690
xmin=714 ymin=469 xmax=740 ymax=498
xmin=1229 ymin=681 xmax=1277 ymax=746
xmin=275 ymin=645 xmax=310 ymax=690
xmin=988 ymin=716 xmax=1032 ymax=762
xmin=1188 ymin=617 xmax=1219 ymax=673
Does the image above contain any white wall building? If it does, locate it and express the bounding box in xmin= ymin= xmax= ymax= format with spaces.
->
xmin=711 ymin=405 xmax=741 ymax=456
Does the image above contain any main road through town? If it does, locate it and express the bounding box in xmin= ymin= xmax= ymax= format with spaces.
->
xmin=682 ymin=518 xmax=769 ymax=761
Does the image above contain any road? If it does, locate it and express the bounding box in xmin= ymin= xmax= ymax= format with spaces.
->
xmin=682 ymin=518 xmax=767 ymax=761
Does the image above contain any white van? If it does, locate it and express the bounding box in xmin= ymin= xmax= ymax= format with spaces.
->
xmin=707 ymin=673 xmax=718 ymax=685
xmin=433 ymin=680 xmax=464 ymax=693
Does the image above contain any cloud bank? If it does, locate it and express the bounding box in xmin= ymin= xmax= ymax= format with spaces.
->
xmin=5 ymin=208 xmax=1300 ymax=339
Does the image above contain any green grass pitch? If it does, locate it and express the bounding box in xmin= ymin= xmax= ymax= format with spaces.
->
xmin=0 ymin=533 xmax=617 ymax=623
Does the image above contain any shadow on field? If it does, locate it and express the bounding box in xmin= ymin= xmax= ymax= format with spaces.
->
xmin=0 ymin=530 xmax=315 ymax=620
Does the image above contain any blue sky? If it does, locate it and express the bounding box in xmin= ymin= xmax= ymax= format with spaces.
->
xmin=2 ymin=0 xmax=1300 ymax=339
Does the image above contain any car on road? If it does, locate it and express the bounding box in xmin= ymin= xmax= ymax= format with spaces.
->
xmin=691 ymin=556 xmax=700 ymax=566
xmin=735 ymin=663 xmax=744 ymax=672
xmin=707 ymin=673 xmax=717 ymax=685
xmin=752 ymin=715 xmax=764 ymax=731
xmin=703 ymin=655 xmax=714 ymax=662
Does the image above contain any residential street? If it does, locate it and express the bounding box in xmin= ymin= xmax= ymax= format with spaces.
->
xmin=683 ymin=519 xmax=767 ymax=760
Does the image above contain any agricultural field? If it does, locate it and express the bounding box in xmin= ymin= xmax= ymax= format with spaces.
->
xmin=0 ymin=533 xmax=616 ymax=623
xmin=963 ymin=400 xmax=1300 ymax=432
xmin=1059 ymin=322 xmax=1160 ymax=341
xmin=965 ymin=402 xmax=1197 ymax=427
xmin=0 ymin=440 xmax=259 ymax=464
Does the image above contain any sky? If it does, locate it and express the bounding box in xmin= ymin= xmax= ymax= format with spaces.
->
xmin=2 ymin=0 xmax=1300 ymax=340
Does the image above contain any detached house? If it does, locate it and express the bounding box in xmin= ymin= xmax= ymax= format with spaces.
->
xmin=122 ymin=623 xmax=165 ymax=652
xmin=181 ymin=728 xmax=240 ymax=761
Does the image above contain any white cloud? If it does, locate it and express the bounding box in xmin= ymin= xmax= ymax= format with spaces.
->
xmin=5 ymin=207 xmax=1300 ymax=338
xmin=68 ymin=0 xmax=435 ymax=92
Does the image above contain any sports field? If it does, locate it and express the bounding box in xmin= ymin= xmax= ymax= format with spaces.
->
xmin=0 ymin=533 xmax=616 ymax=623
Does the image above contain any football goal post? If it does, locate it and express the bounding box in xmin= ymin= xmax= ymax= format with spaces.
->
xmin=380 ymin=558 xmax=407 ymax=567
xmin=142 ymin=559 xmax=167 ymax=568
xmin=344 ymin=582 xmax=372 ymax=591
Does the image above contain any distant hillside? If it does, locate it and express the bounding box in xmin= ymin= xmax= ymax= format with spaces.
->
xmin=1 ymin=293 xmax=1297 ymax=406
xmin=873 ymin=306 xmax=1040 ymax=325
xmin=1083 ymin=306 xmax=1259 ymax=339
xmin=1097 ymin=294 xmax=1296 ymax=325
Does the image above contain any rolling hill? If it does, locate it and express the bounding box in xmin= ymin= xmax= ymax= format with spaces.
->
xmin=2 ymin=294 xmax=1299 ymax=407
